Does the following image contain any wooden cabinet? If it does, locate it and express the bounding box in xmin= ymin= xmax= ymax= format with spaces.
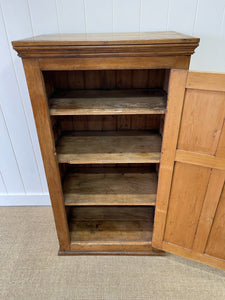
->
xmin=12 ymin=32 xmax=225 ymax=269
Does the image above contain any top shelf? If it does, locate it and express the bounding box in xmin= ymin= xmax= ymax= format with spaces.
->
xmin=49 ymin=89 xmax=167 ymax=116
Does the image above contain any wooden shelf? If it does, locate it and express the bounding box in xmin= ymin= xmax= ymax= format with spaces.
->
xmin=68 ymin=206 xmax=163 ymax=254
xmin=56 ymin=131 xmax=161 ymax=164
xmin=69 ymin=206 xmax=153 ymax=243
xmin=49 ymin=89 xmax=167 ymax=115
xmin=63 ymin=167 xmax=157 ymax=206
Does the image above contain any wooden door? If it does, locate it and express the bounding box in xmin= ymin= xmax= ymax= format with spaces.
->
xmin=152 ymin=70 xmax=225 ymax=270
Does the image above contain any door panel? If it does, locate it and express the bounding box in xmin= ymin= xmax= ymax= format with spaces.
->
xmin=216 ymin=121 xmax=225 ymax=157
xmin=164 ymin=163 xmax=211 ymax=249
xmin=178 ymin=89 xmax=225 ymax=155
xmin=192 ymin=169 xmax=225 ymax=253
xmin=205 ymin=184 xmax=225 ymax=260
xmin=153 ymin=70 xmax=225 ymax=270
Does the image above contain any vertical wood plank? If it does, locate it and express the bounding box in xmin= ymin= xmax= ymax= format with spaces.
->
xmin=145 ymin=115 xmax=161 ymax=130
xmin=43 ymin=72 xmax=54 ymax=98
xmin=132 ymin=70 xmax=149 ymax=88
xmin=117 ymin=116 xmax=131 ymax=130
xmin=192 ymin=169 xmax=225 ymax=252
xmin=131 ymin=115 xmax=146 ymax=130
xmin=164 ymin=163 xmax=211 ymax=249
xmin=99 ymin=70 xmax=116 ymax=89
xmin=84 ymin=70 xmax=101 ymax=89
xmin=60 ymin=116 xmax=74 ymax=131
xmin=68 ymin=71 xmax=85 ymax=89
xmin=73 ymin=116 xmax=88 ymax=130
xmin=56 ymin=0 xmax=85 ymax=33
xmin=51 ymin=117 xmax=62 ymax=143
xmin=159 ymin=115 xmax=165 ymax=136
xmin=102 ymin=116 xmax=117 ymax=131
xmin=152 ymin=70 xmax=188 ymax=249
xmin=148 ymin=69 xmax=165 ymax=88
xmin=193 ymin=119 xmax=225 ymax=252
xmin=87 ymin=116 xmax=102 ymax=131
xmin=204 ymin=184 xmax=225 ymax=260
xmin=22 ymin=58 xmax=70 ymax=250
xmin=216 ymin=120 xmax=225 ymax=158
xmin=116 ymin=70 xmax=132 ymax=88
xmin=53 ymin=71 xmax=69 ymax=89
xmin=113 ymin=0 xmax=140 ymax=32
xmin=85 ymin=0 xmax=113 ymax=33
xmin=163 ymin=69 xmax=170 ymax=93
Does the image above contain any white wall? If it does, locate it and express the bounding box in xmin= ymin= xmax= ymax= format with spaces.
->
xmin=0 ymin=0 xmax=225 ymax=206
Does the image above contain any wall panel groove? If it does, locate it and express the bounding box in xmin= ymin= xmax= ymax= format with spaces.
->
xmin=0 ymin=105 xmax=25 ymax=194
xmin=0 ymin=170 xmax=7 ymax=194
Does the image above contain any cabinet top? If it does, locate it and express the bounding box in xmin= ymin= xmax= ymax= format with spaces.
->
xmin=12 ymin=31 xmax=199 ymax=59
xmin=13 ymin=31 xmax=199 ymax=46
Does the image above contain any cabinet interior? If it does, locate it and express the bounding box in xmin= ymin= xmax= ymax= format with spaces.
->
xmin=42 ymin=69 xmax=169 ymax=254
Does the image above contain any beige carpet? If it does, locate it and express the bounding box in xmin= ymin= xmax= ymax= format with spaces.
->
xmin=0 ymin=207 xmax=225 ymax=300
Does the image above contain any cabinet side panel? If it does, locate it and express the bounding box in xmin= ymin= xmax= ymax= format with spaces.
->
xmin=22 ymin=58 xmax=70 ymax=250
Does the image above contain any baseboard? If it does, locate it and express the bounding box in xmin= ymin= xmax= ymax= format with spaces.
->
xmin=0 ymin=193 xmax=51 ymax=206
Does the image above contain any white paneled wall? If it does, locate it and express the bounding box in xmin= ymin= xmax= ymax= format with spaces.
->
xmin=141 ymin=0 xmax=170 ymax=31
xmin=0 ymin=0 xmax=225 ymax=206
xmin=85 ymin=0 xmax=113 ymax=33
xmin=113 ymin=0 xmax=140 ymax=32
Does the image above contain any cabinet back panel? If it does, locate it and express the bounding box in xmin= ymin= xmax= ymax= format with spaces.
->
xmin=52 ymin=115 xmax=162 ymax=134
xmin=59 ymin=163 xmax=158 ymax=183
xmin=43 ymin=69 xmax=166 ymax=92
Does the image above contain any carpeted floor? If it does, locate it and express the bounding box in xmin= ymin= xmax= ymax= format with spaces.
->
xmin=0 ymin=207 xmax=225 ymax=300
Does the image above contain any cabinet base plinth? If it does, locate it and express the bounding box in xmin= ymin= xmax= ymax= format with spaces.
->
xmin=58 ymin=249 xmax=165 ymax=256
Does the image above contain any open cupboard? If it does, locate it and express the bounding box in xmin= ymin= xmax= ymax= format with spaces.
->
xmin=13 ymin=32 xmax=225 ymax=270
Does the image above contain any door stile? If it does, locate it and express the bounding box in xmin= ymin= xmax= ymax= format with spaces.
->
xmin=152 ymin=69 xmax=188 ymax=249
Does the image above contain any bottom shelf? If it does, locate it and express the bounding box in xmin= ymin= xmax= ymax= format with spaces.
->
xmin=65 ymin=206 xmax=164 ymax=255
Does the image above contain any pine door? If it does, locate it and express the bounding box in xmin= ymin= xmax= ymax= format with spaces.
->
xmin=152 ymin=70 xmax=225 ymax=270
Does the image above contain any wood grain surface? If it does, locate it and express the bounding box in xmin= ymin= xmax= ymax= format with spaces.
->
xmin=63 ymin=167 xmax=157 ymax=206
xmin=56 ymin=130 xmax=162 ymax=164
xmin=49 ymin=89 xmax=167 ymax=116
